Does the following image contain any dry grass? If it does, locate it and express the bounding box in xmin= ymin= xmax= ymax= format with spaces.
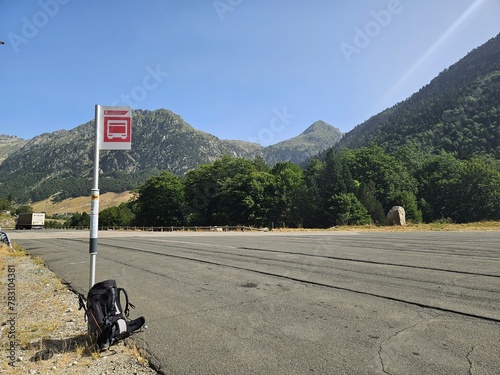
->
xmin=124 ymin=341 xmax=149 ymax=366
xmin=0 ymin=243 xmax=24 ymax=255
xmin=32 ymin=191 xmax=133 ymax=215
xmin=31 ymin=254 xmax=45 ymax=265
xmin=0 ymin=244 xmax=8 ymax=272
xmin=0 ymin=245 xmax=94 ymax=373
xmin=330 ymin=221 xmax=500 ymax=232
xmin=268 ymin=221 xmax=500 ymax=233
xmin=0 ymin=243 xmax=155 ymax=374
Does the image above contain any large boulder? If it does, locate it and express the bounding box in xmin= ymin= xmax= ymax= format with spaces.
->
xmin=386 ymin=206 xmax=406 ymax=226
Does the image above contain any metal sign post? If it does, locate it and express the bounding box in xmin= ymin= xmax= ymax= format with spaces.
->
xmin=89 ymin=105 xmax=131 ymax=290
xmin=89 ymin=105 xmax=101 ymax=289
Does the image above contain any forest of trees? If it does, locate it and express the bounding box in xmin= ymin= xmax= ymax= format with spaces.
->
xmin=4 ymin=144 xmax=498 ymax=229
xmin=339 ymin=34 xmax=500 ymax=159
xmin=87 ymin=145 xmax=499 ymax=228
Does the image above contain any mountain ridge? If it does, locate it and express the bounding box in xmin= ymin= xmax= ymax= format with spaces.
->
xmin=0 ymin=109 xmax=342 ymax=202
xmin=0 ymin=135 xmax=28 ymax=164
xmin=338 ymin=33 xmax=500 ymax=158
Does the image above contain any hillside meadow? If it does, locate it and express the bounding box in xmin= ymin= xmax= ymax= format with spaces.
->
xmin=31 ymin=192 xmax=134 ymax=215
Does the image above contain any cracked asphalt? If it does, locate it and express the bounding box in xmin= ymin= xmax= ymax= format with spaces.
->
xmin=10 ymin=230 xmax=500 ymax=374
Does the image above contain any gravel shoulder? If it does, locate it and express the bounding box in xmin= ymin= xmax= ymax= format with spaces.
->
xmin=0 ymin=244 xmax=158 ymax=375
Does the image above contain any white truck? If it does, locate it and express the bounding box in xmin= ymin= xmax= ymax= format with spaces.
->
xmin=15 ymin=212 xmax=45 ymax=230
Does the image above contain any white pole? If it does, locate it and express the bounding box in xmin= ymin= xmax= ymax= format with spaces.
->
xmin=89 ymin=104 xmax=101 ymax=289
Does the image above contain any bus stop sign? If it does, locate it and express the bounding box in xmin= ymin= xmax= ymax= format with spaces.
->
xmin=98 ymin=106 xmax=132 ymax=150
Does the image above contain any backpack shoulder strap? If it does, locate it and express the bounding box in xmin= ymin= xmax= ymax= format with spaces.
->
xmin=77 ymin=293 xmax=88 ymax=322
xmin=117 ymin=287 xmax=135 ymax=318
xmin=108 ymin=285 xmax=118 ymax=315
xmin=78 ymin=293 xmax=87 ymax=311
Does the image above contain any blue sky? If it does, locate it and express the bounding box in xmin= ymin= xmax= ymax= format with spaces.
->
xmin=1 ymin=0 xmax=499 ymax=146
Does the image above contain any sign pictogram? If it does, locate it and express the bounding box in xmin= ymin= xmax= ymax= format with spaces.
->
xmin=98 ymin=106 xmax=132 ymax=150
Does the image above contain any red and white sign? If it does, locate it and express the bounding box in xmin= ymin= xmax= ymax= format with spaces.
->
xmin=97 ymin=106 xmax=132 ymax=150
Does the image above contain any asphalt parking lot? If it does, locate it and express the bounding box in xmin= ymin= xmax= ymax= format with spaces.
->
xmin=10 ymin=230 xmax=500 ymax=374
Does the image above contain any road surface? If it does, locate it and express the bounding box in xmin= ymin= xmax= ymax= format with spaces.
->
xmin=9 ymin=230 xmax=500 ymax=374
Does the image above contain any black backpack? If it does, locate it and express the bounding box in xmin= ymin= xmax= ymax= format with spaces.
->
xmin=79 ymin=279 xmax=146 ymax=349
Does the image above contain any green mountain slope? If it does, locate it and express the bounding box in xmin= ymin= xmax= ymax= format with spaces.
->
xmin=339 ymin=33 xmax=500 ymax=158
xmin=264 ymin=121 xmax=343 ymax=165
